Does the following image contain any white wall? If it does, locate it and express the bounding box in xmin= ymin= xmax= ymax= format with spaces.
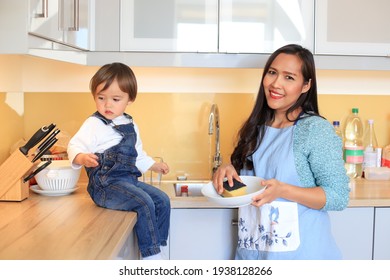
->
xmin=1 ymin=55 xmax=389 ymax=95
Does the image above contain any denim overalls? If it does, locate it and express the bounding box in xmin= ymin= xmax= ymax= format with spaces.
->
xmin=85 ymin=112 xmax=170 ymax=258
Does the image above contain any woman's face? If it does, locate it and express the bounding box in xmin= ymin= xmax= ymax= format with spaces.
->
xmin=263 ymin=53 xmax=311 ymax=115
xmin=94 ymin=79 xmax=132 ymax=120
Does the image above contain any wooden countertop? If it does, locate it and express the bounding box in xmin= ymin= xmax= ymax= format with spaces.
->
xmin=349 ymin=178 xmax=390 ymax=207
xmin=0 ymin=177 xmax=388 ymax=260
xmin=0 ymin=184 xmax=137 ymax=260
xmin=160 ymin=178 xmax=390 ymax=208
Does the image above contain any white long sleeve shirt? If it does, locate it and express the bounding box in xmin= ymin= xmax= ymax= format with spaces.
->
xmin=67 ymin=115 xmax=155 ymax=173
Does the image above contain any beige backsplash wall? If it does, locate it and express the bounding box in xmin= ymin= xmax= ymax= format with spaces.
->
xmin=0 ymin=92 xmax=24 ymax=164
xmin=1 ymin=54 xmax=390 ymax=180
xmin=0 ymin=55 xmax=24 ymax=163
xmin=23 ymin=92 xmax=390 ymax=181
xmin=24 ymin=92 xmax=256 ymax=180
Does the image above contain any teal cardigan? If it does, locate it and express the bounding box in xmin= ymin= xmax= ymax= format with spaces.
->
xmin=293 ymin=115 xmax=350 ymax=211
xmin=242 ymin=114 xmax=350 ymax=211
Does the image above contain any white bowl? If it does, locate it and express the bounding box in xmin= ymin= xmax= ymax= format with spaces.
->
xmin=201 ymin=176 xmax=265 ymax=207
xmin=35 ymin=160 xmax=81 ymax=191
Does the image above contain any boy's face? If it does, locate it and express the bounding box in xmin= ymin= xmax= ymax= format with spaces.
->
xmin=94 ymin=79 xmax=132 ymax=120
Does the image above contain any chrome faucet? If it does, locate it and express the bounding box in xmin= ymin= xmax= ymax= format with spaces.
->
xmin=208 ymin=104 xmax=222 ymax=174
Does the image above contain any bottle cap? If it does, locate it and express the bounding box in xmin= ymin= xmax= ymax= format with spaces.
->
xmin=333 ymin=121 xmax=340 ymax=126
xmin=352 ymin=108 xmax=359 ymax=113
xmin=368 ymin=119 xmax=374 ymax=124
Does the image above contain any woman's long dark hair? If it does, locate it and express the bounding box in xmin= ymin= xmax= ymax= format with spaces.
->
xmin=231 ymin=44 xmax=320 ymax=171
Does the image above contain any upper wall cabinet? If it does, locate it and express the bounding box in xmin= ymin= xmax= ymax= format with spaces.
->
xmin=219 ymin=0 xmax=314 ymax=53
xmin=315 ymin=0 xmax=390 ymax=56
xmin=120 ymin=0 xmax=219 ymax=52
xmin=29 ymin=0 xmax=92 ymax=50
xmin=119 ymin=0 xmax=313 ymax=54
xmin=0 ymin=0 xmax=29 ymax=54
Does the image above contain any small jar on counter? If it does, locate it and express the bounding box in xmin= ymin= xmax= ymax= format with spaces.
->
xmin=180 ymin=185 xmax=189 ymax=197
xmin=382 ymin=145 xmax=390 ymax=168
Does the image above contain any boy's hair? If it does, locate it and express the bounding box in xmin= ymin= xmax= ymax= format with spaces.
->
xmin=90 ymin=62 xmax=137 ymax=101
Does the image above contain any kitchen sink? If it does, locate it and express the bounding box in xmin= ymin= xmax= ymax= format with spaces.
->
xmin=173 ymin=181 xmax=209 ymax=197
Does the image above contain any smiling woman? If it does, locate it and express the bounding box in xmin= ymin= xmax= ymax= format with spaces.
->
xmin=212 ymin=44 xmax=349 ymax=260
xmin=263 ymin=53 xmax=312 ymax=128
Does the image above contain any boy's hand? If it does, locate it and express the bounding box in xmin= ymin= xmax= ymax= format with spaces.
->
xmin=74 ymin=153 xmax=99 ymax=168
xmin=150 ymin=162 xmax=170 ymax=175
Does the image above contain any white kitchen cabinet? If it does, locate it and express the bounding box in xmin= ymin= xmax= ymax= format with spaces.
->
xmin=315 ymin=0 xmax=390 ymax=56
xmin=29 ymin=0 xmax=62 ymax=45
xmin=115 ymin=230 xmax=140 ymax=260
xmin=373 ymin=207 xmax=390 ymax=260
xmin=120 ymin=0 xmax=219 ymax=52
xmin=29 ymin=0 xmax=92 ymax=50
xmin=0 ymin=0 xmax=29 ymax=54
xmin=219 ymin=0 xmax=314 ymax=53
xmin=329 ymin=207 xmax=374 ymax=260
xmin=169 ymin=208 xmax=238 ymax=260
xmin=120 ymin=0 xmax=313 ymax=54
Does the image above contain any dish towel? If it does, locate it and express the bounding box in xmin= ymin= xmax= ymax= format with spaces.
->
xmin=238 ymin=201 xmax=300 ymax=252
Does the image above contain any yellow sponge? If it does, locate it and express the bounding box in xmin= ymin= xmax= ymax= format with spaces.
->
xmin=221 ymin=179 xmax=247 ymax=197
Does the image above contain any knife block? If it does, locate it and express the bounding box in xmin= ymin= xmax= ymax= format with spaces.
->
xmin=0 ymin=149 xmax=35 ymax=201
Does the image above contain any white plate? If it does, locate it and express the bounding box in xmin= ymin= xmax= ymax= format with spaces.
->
xmin=201 ymin=176 xmax=265 ymax=207
xmin=30 ymin=185 xmax=79 ymax=196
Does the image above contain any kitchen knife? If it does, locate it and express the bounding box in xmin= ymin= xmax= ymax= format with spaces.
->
xmin=34 ymin=129 xmax=60 ymax=155
xmin=23 ymin=160 xmax=52 ymax=183
xmin=32 ymin=137 xmax=58 ymax=162
xmin=19 ymin=123 xmax=56 ymax=155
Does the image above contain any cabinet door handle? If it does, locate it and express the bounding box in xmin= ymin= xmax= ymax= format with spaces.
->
xmin=59 ymin=0 xmax=79 ymax=31
xmin=71 ymin=0 xmax=80 ymax=31
xmin=34 ymin=0 xmax=48 ymax=18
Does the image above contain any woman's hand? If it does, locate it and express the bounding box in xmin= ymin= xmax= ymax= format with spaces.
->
xmin=150 ymin=162 xmax=170 ymax=175
xmin=251 ymin=179 xmax=326 ymax=210
xmin=250 ymin=178 xmax=286 ymax=207
xmin=212 ymin=163 xmax=241 ymax=195
xmin=74 ymin=153 xmax=99 ymax=168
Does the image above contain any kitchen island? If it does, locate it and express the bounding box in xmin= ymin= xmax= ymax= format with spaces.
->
xmin=0 ymin=178 xmax=389 ymax=260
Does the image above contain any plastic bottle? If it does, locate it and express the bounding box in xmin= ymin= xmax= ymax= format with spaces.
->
xmin=343 ymin=108 xmax=364 ymax=178
xmin=333 ymin=121 xmax=344 ymax=157
xmin=333 ymin=121 xmax=343 ymax=140
xmin=363 ymin=119 xmax=379 ymax=170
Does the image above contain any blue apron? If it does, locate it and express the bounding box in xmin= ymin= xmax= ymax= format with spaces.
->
xmin=236 ymin=125 xmax=341 ymax=260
